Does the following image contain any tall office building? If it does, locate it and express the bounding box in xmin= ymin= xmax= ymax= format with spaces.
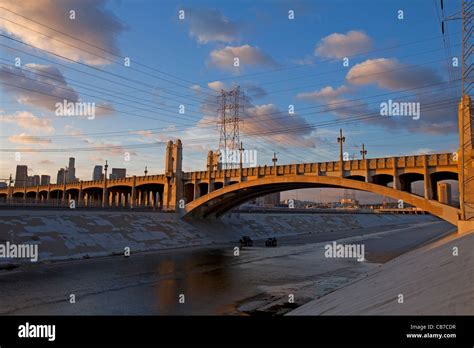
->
xmin=92 ymin=165 xmax=103 ymax=180
xmin=40 ymin=175 xmax=51 ymax=185
xmin=27 ymin=175 xmax=40 ymax=186
xmin=14 ymin=165 xmax=28 ymax=187
xmin=68 ymin=157 xmax=76 ymax=182
xmin=256 ymin=192 xmax=281 ymax=207
xmin=110 ymin=168 xmax=126 ymax=179
xmin=57 ymin=168 xmax=66 ymax=185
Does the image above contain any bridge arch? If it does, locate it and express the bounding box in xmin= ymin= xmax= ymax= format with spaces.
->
xmin=371 ymin=174 xmax=393 ymax=187
xmin=183 ymin=175 xmax=459 ymax=225
xmin=345 ymin=175 xmax=365 ymax=182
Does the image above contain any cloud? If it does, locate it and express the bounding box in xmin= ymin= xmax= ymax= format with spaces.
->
xmin=297 ymin=85 xmax=350 ymax=101
xmin=182 ymin=7 xmax=239 ymax=44
xmin=0 ymin=0 xmax=125 ymax=65
xmin=89 ymin=155 xmax=104 ymax=163
xmin=208 ymin=80 xmax=227 ymax=91
xmin=315 ymin=30 xmax=373 ymax=59
xmin=94 ymin=102 xmax=115 ymax=116
xmin=242 ymin=104 xmax=315 ymax=147
xmin=206 ymin=81 xmax=267 ymax=100
xmin=8 ymin=133 xmax=51 ymax=145
xmin=133 ymin=130 xmax=154 ymax=139
xmin=297 ymin=85 xmax=369 ymax=118
xmin=291 ymin=55 xmax=314 ymax=66
xmin=346 ymin=58 xmax=442 ymax=90
xmin=244 ymin=85 xmax=267 ymax=99
xmin=1 ymin=111 xmax=54 ymax=133
xmin=190 ymin=84 xmax=202 ymax=92
xmin=39 ymin=159 xmax=55 ymax=165
xmin=209 ymin=45 xmax=278 ymax=71
xmin=297 ymin=84 xmax=457 ymax=134
xmin=64 ymin=125 xmax=82 ymax=136
xmin=0 ymin=64 xmax=79 ymax=111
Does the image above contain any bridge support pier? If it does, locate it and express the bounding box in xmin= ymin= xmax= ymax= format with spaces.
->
xmin=392 ymin=157 xmax=400 ymax=190
xmin=364 ymin=159 xmax=371 ymax=183
xmin=457 ymin=95 xmax=474 ymax=234
xmin=130 ymin=176 xmax=136 ymax=208
xmin=193 ymin=182 xmax=200 ymax=200
xmin=78 ymin=182 xmax=83 ymax=207
xmin=163 ymin=140 xmax=183 ymax=211
xmin=423 ymin=155 xmax=433 ymax=200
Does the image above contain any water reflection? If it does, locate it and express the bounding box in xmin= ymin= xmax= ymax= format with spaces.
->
xmin=153 ymin=248 xmax=239 ymax=315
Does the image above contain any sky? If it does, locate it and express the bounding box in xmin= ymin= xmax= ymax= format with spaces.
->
xmin=0 ymin=0 xmax=462 ymax=202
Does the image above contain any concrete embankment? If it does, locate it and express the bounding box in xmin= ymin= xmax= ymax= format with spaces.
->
xmin=288 ymin=228 xmax=474 ymax=315
xmin=0 ymin=209 xmax=439 ymax=265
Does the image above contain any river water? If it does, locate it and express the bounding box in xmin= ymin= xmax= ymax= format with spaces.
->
xmin=0 ymin=218 xmax=453 ymax=315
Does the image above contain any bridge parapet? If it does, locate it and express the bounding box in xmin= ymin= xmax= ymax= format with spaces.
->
xmin=0 ymin=152 xmax=457 ymax=197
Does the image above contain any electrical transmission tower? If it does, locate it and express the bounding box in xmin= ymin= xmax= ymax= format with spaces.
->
xmin=443 ymin=0 xmax=474 ymax=223
xmin=217 ymin=87 xmax=244 ymax=169
xmin=459 ymin=0 xmax=474 ymax=220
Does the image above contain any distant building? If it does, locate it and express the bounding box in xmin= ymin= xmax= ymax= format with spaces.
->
xmin=40 ymin=175 xmax=51 ymax=186
xmin=14 ymin=165 xmax=28 ymax=187
xmin=68 ymin=157 xmax=76 ymax=182
xmin=57 ymin=168 xmax=66 ymax=185
xmin=110 ymin=168 xmax=126 ymax=179
xmin=340 ymin=197 xmax=359 ymax=208
xmin=27 ymin=175 xmax=40 ymax=186
xmin=92 ymin=165 xmax=103 ymax=180
xmin=256 ymin=192 xmax=281 ymax=207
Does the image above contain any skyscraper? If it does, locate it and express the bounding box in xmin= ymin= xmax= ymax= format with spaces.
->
xmin=110 ymin=168 xmax=126 ymax=179
xmin=68 ymin=157 xmax=76 ymax=182
xmin=14 ymin=165 xmax=27 ymax=187
xmin=57 ymin=168 xmax=66 ymax=185
xmin=40 ymin=175 xmax=51 ymax=185
xmin=27 ymin=175 xmax=40 ymax=186
xmin=92 ymin=165 xmax=103 ymax=180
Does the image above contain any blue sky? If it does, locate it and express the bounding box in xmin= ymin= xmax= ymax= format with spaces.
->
xmin=0 ymin=0 xmax=462 ymax=201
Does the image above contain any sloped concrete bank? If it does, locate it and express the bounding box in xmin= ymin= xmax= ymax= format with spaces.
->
xmin=0 ymin=209 xmax=439 ymax=265
xmin=288 ymin=228 xmax=474 ymax=315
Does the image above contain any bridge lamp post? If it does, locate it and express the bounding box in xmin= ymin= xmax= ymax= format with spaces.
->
xmin=272 ymin=152 xmax=278 ymax=175
xmin=102 ymin=160 xmax=108 ymax=208
xmin=360 ymin=144 xmax=367 ymax=160
xmin=337 ymin=129 xmax=345 ymax=177
xmin=62 ymin=166 xmax=68 ymax=205
xmin=144 ymin=166 xmax=148 ymax=177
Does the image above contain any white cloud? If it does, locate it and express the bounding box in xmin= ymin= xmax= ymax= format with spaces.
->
xmin=209 ymin=45 xmax=278 ymax=71
xmin=183 ymin=8 xmax=239 ymax=44
xmin=0 ymin=0 xmax=125 ymax=65
xmin=1 ymin=111 xmax=54 ymax=133
xmin=315 ymin=30 xmax=373 ymax=59
xmin=242 ymin=104 xmax=315 ymax=147
xmin=0 ymin=64 xmax=78 ymax=111
xmin=297 ymin=85 xmax=350 ymax=101
xmin=346 ymin=58 xmax=442 ymax=90
xmin=8 ymin=133 xmax=51 ymax=145
xmin=208 ymin=81 xmax=227 ymax=91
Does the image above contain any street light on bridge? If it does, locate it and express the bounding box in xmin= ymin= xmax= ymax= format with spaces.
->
xmin=337 ymin=129 xmax=345 ymax=177
xmin=360 ymin=144 xmax=367 ymax=160
xmin=102 ymin=160 xmax=108 ymax=208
